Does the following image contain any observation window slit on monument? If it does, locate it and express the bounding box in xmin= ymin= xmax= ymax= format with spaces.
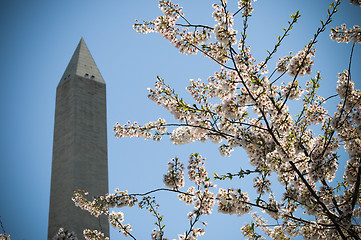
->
xmin=64 ymin=74 xmax=71 ymax=81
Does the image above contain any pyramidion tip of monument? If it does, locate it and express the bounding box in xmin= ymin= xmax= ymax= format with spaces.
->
xmin=59 ymin=38 xmax=105 ymax=85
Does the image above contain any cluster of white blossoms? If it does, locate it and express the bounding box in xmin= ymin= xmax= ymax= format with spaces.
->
xmin=114 ymin=118 xmax=167 ymax=141
xmin=0 ymin=234 xmax=10 ymax=240
xmin=305 ymin=103 xmax=328 ymax=124
xmin=72 ymin=189 xmax=137 ymax=217
xmin=148 ymin=77 xmax=212 ymax=124
xmin=187 ymin=153 xmax=208 ymax=186
xmin=151 ymin=229 xmax=169 ymax=240
xmin=264 ymin=194 xmax=280 ymax=220
xmin=178 ymin=186 xmax=196 ymax=205
xmin=193 ymin=188 xmax=216 ymax=215
xmin=163 ymin=157 xmax=185 ymax=189
xmin=276 ymin=54 xmax=292 ymax=73
xmin=253 ymin=176 xmax=271 ymax=195
xmin=349 ymin=0 xmax=361 ymax=6
xmin=217 ymin=188 xmax=252 ymax=216
xmin=72 ymin=191 xmax=104 ymax=217
xmin=159 ymin=0 xmax=183 ymax=18
xmin=214 ymin=24 xmax=237 ymax=47
xmin=101 ymin=189 xmax=137 ymax=209
xmin=218 ymin=144 xmax=234 ymax=157
xmin=177 ymin=30 xmax=212 ymax=55
xmin=83 ymin=229 xmax=109 ymax=240
xmin=212 ymin=3 xmax=237 ymax=47
xmin=280 ymin=81 xmax=304 ymax=100
xmin=170 ymin=126 xmax=196 ymax=145
xmin=52 ymin=228 xmax=78 ymax=240
xmin=240 ymin=223 xmax=265 ymax=240
xmin=247 ymin=213 xmax=301 ymax=240
xmin=176 ymin=154 xmax=216 ymax=217
xmin=330 ymin=24 xmax=361 ymax=43
xmin=238 ymin=0 xmax=256 ymax=17
xmin=178 ymin=228 xmax=205 ymax=240
xmin=109 ymin=211 xmax=133 ymax=237
xmin=208 ymin=69 xmax=240 ymax=100
xmin=134 ymin=0 xmax=211 ymax=55
xmin=287 ymin=46 xmax=315 ymax=77
xmin=336 ymin=70 xmax=354 ymax=100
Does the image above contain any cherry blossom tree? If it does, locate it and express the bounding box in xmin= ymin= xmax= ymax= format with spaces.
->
xmin=67 ymin=0 xmax=361 ymax=239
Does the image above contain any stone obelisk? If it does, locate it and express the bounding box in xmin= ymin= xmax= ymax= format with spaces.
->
xmin=48 ymin=38 xmax=109 ymax=239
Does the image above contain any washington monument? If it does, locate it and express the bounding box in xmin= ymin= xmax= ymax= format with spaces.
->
xmin=48 ymin=38 xmax=109 ymax=239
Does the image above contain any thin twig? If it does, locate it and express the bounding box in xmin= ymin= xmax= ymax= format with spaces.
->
xmin=175 ymin=23 xmax=214 ymax=30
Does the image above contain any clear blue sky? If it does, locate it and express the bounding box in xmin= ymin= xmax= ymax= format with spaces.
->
xmin=0 ymin=0 xmax=360 ymax=239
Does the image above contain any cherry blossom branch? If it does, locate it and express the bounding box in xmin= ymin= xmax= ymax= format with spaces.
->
xmin=0 ymin=217 xmax=7 ymax=235
xmin=319 ymin=94 xmax=338 ymax=105
xmin=184 ymin=194 xmax=205 ymax=239
xmin=228 ymin=120 xmax=268 ymax=131
xmin=163 ymin=0 xmax=191 ymax=25
xmin=213 ymin=168 xmax=260 ymax=181
xmin=130 ymin=185 xmax=333 ymax=230
xmin=97 ymin=218 xmax=105 ymax=236
xmin=289 ymin=161 xmax=347 ymax=239
xmin=175 ymin=23 xmax=213 ymax=30
xmin=321 ymin=178 xmax=343 ymax=216
xmin=130 ymin=188 xmax=192 ymax=197
xmin=163 ymin=1 xmax=236 ymax=70
xmin=115 ymin=218 xmax=137 ymax=240
xmin=279 ymin=0 xmax=341 ymax=112
xmin=165 ymin=123 xmax=234 ymax=139
xmin=258 ymin=11 xmax=300 ymax=73
xmin=233 ymin=7 xmax=243 ymax=17
xmin=241 ymin=196 xmax=337 ymax=228
xmin=229 ymin=46 xmax=281 ymax=147
xmin=267 ymin=67 xmax=279 ymax=81
xmin=230 ymin=22 xmax=353 ymax=234
xmin=318 ymin=42 xmax=355 ymax=162
xmin=351 ymin=162 xmax=361 ymax=213
xmin=295 ymin=73 xmax=321 ymax=124
xmin=270 ymin=70 xmax=287 ymax=85
xmin=141 ymin=197 xmax=166 ymax=240
xmin=192 ymin=43 xmax=235 ymax=70
xmin=239 ymin=11 xmax=249 ymax=56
